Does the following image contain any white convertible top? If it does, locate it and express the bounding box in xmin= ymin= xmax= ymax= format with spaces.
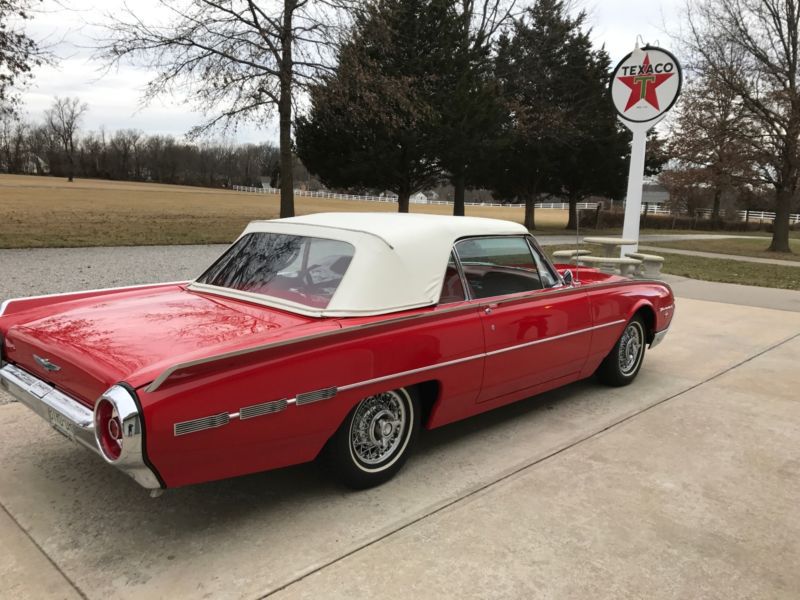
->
xmin=189 ymin=212 xmax=527 ymax=317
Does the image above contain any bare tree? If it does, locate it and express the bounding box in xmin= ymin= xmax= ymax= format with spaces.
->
xmin=683 ymin=0 xmax=800 ymax=252
xmin=99 ymin=0 xmax=355 ymax=218
xmin=44 ymin=96 xmax=88 ymax=182
xmin=667 ymin=70 xmax=758 ymax=224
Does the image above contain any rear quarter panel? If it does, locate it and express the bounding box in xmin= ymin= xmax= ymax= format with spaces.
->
xmin=138 ymin=303 xmax=485 ymax=488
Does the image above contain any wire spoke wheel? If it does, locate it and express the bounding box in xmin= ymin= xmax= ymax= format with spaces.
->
xmin=349 ymin=391 xmax=408 ymax=467
xmin=617 ymin=322 xmax=644 ymax=375
xmin=596 ymin=314 xmax=647 ymax=387
xmin=328 ymin=387 xmax=420 ymax=489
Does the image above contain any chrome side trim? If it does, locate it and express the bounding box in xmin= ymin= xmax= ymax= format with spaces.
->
xmin=0 ymin=281 xmax=188 ymax=317
xmin=337 ymin=353 xmax=481 ymax=393
xmin=239 ymin=398 xmax=288 ymax=419
xmin=145 ymin=303 xmax=478 ymax=393
xmin=147 ymin=278 xmax=653 ymax=393
xmin=485 ymin=319 xmax=625 ymax=357
xmin=146 ymin=284 xmax=594 ymax=393
xmin=296 ymin=387 xmax=337 ymax=406
xmin=337 ymin=319 xmax=625 ymax=392
xmin=174 ymin=413 xmax=230 ymax=436
xmin=169 ymin=319 xmax=628 ymax=435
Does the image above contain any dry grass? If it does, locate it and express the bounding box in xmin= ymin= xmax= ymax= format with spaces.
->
xmin=0 ymin=174 xmax=568 ymax=248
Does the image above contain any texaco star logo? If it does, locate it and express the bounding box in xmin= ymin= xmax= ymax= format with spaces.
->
xmin=616 ymin=54 xmax=674 ymax=111
xmin=610 ymin=46 xmax=682 ymax=124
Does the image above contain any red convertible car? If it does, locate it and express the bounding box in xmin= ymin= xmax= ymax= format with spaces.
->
xmin=0 ymin=213 xmax=673 ymax=492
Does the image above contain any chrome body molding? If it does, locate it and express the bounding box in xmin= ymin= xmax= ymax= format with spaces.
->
xmin=171 ymin=319 xmax=628 ymax=436
xmin=239 ymin=398 xmax=288 ymax=420
xmin=485 ymin=320 xmax=625 ymax=357
xmin=337 ymin=353 xmax=480 ymax=393
xmin=296 ymin=387 xmax=338 ymax=406
xmin=174 ymin=413 xmax=230 ymax=436
xmin=146 ymin=280 xmax=653 ymax=393
xmin=0 ymin=364 xmax=161 ymax=489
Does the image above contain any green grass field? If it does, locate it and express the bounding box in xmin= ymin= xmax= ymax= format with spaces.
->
xmin=0 ymin=174 xmax=569 ymax=248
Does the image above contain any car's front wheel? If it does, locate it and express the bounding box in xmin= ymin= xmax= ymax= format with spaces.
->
xmin=325 ymin=387 xmax=420 ymax=489
xmin=596 ymin=315 xmax=647 ymax=386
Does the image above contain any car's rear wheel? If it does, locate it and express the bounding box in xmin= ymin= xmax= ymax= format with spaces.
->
xmin=596 ymin=315 xmax=647 ymax=387
xmin=325 ymin=387 xmax=420 ymax=489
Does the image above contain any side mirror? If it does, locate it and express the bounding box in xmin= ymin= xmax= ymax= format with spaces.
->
xmin=562 ymin=269 xmax=574 ymax=286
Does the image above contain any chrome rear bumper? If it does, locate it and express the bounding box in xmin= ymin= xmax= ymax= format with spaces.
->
xmin=0 ymin=363 xmax=97 ymax=452
xmin=0 ymin=363 xmax=161 ymax=489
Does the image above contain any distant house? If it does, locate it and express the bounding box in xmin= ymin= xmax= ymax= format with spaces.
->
xmin=642 ymin=181 xmax=669 ymax=205
xmin=410 ymin=192 xmax=428 ymax=204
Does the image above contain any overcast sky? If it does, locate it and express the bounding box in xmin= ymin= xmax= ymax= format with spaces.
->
xmin=17 ymin=0 xmax=685 ymax=144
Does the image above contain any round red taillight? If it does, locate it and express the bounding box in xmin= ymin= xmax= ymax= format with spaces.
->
xmin=95 ymin=397 xmax=122 ymax=461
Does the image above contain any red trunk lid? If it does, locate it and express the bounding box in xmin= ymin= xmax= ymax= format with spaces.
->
xmin=4 ymin=287 xmax=322 ymax=405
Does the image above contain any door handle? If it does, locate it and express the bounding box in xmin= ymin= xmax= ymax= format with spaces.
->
xmin=484 ymin=306 xmax=493 ymax=315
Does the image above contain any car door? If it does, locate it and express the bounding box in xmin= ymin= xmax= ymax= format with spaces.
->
xmin=453 ymin=236 xmax=592 ymax=404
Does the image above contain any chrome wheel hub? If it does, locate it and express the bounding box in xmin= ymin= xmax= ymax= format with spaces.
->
xmin=618 ymin=323 xmax=643 ymax=375
xmin=350 ymin=391 xmax=407 ymax=465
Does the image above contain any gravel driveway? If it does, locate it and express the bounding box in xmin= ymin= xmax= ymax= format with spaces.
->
xmin=0 ymin=245 xmax=227 ymax=405
xmin=0 ymin=244 xmax=227 ymax=300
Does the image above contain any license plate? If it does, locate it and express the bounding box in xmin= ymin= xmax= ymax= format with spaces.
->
xmin=30 ymin=380 xmax=53 ymax=399
xmin=48 ymin=408 xmax=76 ymax=443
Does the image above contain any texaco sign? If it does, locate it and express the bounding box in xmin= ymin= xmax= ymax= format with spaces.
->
xmin=610 ymin=46 xmax=682 ymax=124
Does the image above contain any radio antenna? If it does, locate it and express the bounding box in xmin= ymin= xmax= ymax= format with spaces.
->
xmin=574 ymin=204 xmax=580 ymax=283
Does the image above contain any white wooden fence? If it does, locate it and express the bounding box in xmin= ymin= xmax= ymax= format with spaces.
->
xmin=232 ymin=185 xmax=598 ymax=210
xmin=695 ymin=208 xmax=800 ymax=224
xmin=233 ymin=185 xmax=800 ymax=223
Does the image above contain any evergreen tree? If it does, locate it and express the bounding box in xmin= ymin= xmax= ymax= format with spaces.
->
xmin=433 ymin=2 xmax=510 ymax=216
xmin=297 ymin=0 xmax=462 ymax=212
xmin=489 ymin=0 xmax=627 ymax=229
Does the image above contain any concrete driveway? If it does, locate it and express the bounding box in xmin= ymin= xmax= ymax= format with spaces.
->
xmin=1 ymin=252 xmax=799 ymax=599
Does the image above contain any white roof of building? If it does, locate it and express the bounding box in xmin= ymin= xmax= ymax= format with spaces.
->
xmin=191 ymin=212 xmax=527 ymax=317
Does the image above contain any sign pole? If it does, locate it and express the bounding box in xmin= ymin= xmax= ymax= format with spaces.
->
xmin=609 ymin=44 xmax=682 ymax=260
xmin=620 ymin=123 xmax=648 ymax=257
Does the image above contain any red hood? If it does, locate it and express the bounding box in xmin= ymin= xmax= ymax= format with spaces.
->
xmin=4 ymin=287 xmax=335 ymax=405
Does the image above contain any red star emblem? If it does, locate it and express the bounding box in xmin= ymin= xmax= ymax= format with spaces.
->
xmin=617 ymin=54 xmax=674 ymax=111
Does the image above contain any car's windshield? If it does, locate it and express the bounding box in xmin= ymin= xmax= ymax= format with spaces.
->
xmin=195 ymin=232 xmax=355 ymax=309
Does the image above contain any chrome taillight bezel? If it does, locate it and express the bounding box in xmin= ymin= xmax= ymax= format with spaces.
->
xmin=93 ymin=385 xmax=144 ymax=467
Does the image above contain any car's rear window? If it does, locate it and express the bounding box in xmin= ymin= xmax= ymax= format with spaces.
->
xmin=196 ymin=233 xmax=355 ymax=309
